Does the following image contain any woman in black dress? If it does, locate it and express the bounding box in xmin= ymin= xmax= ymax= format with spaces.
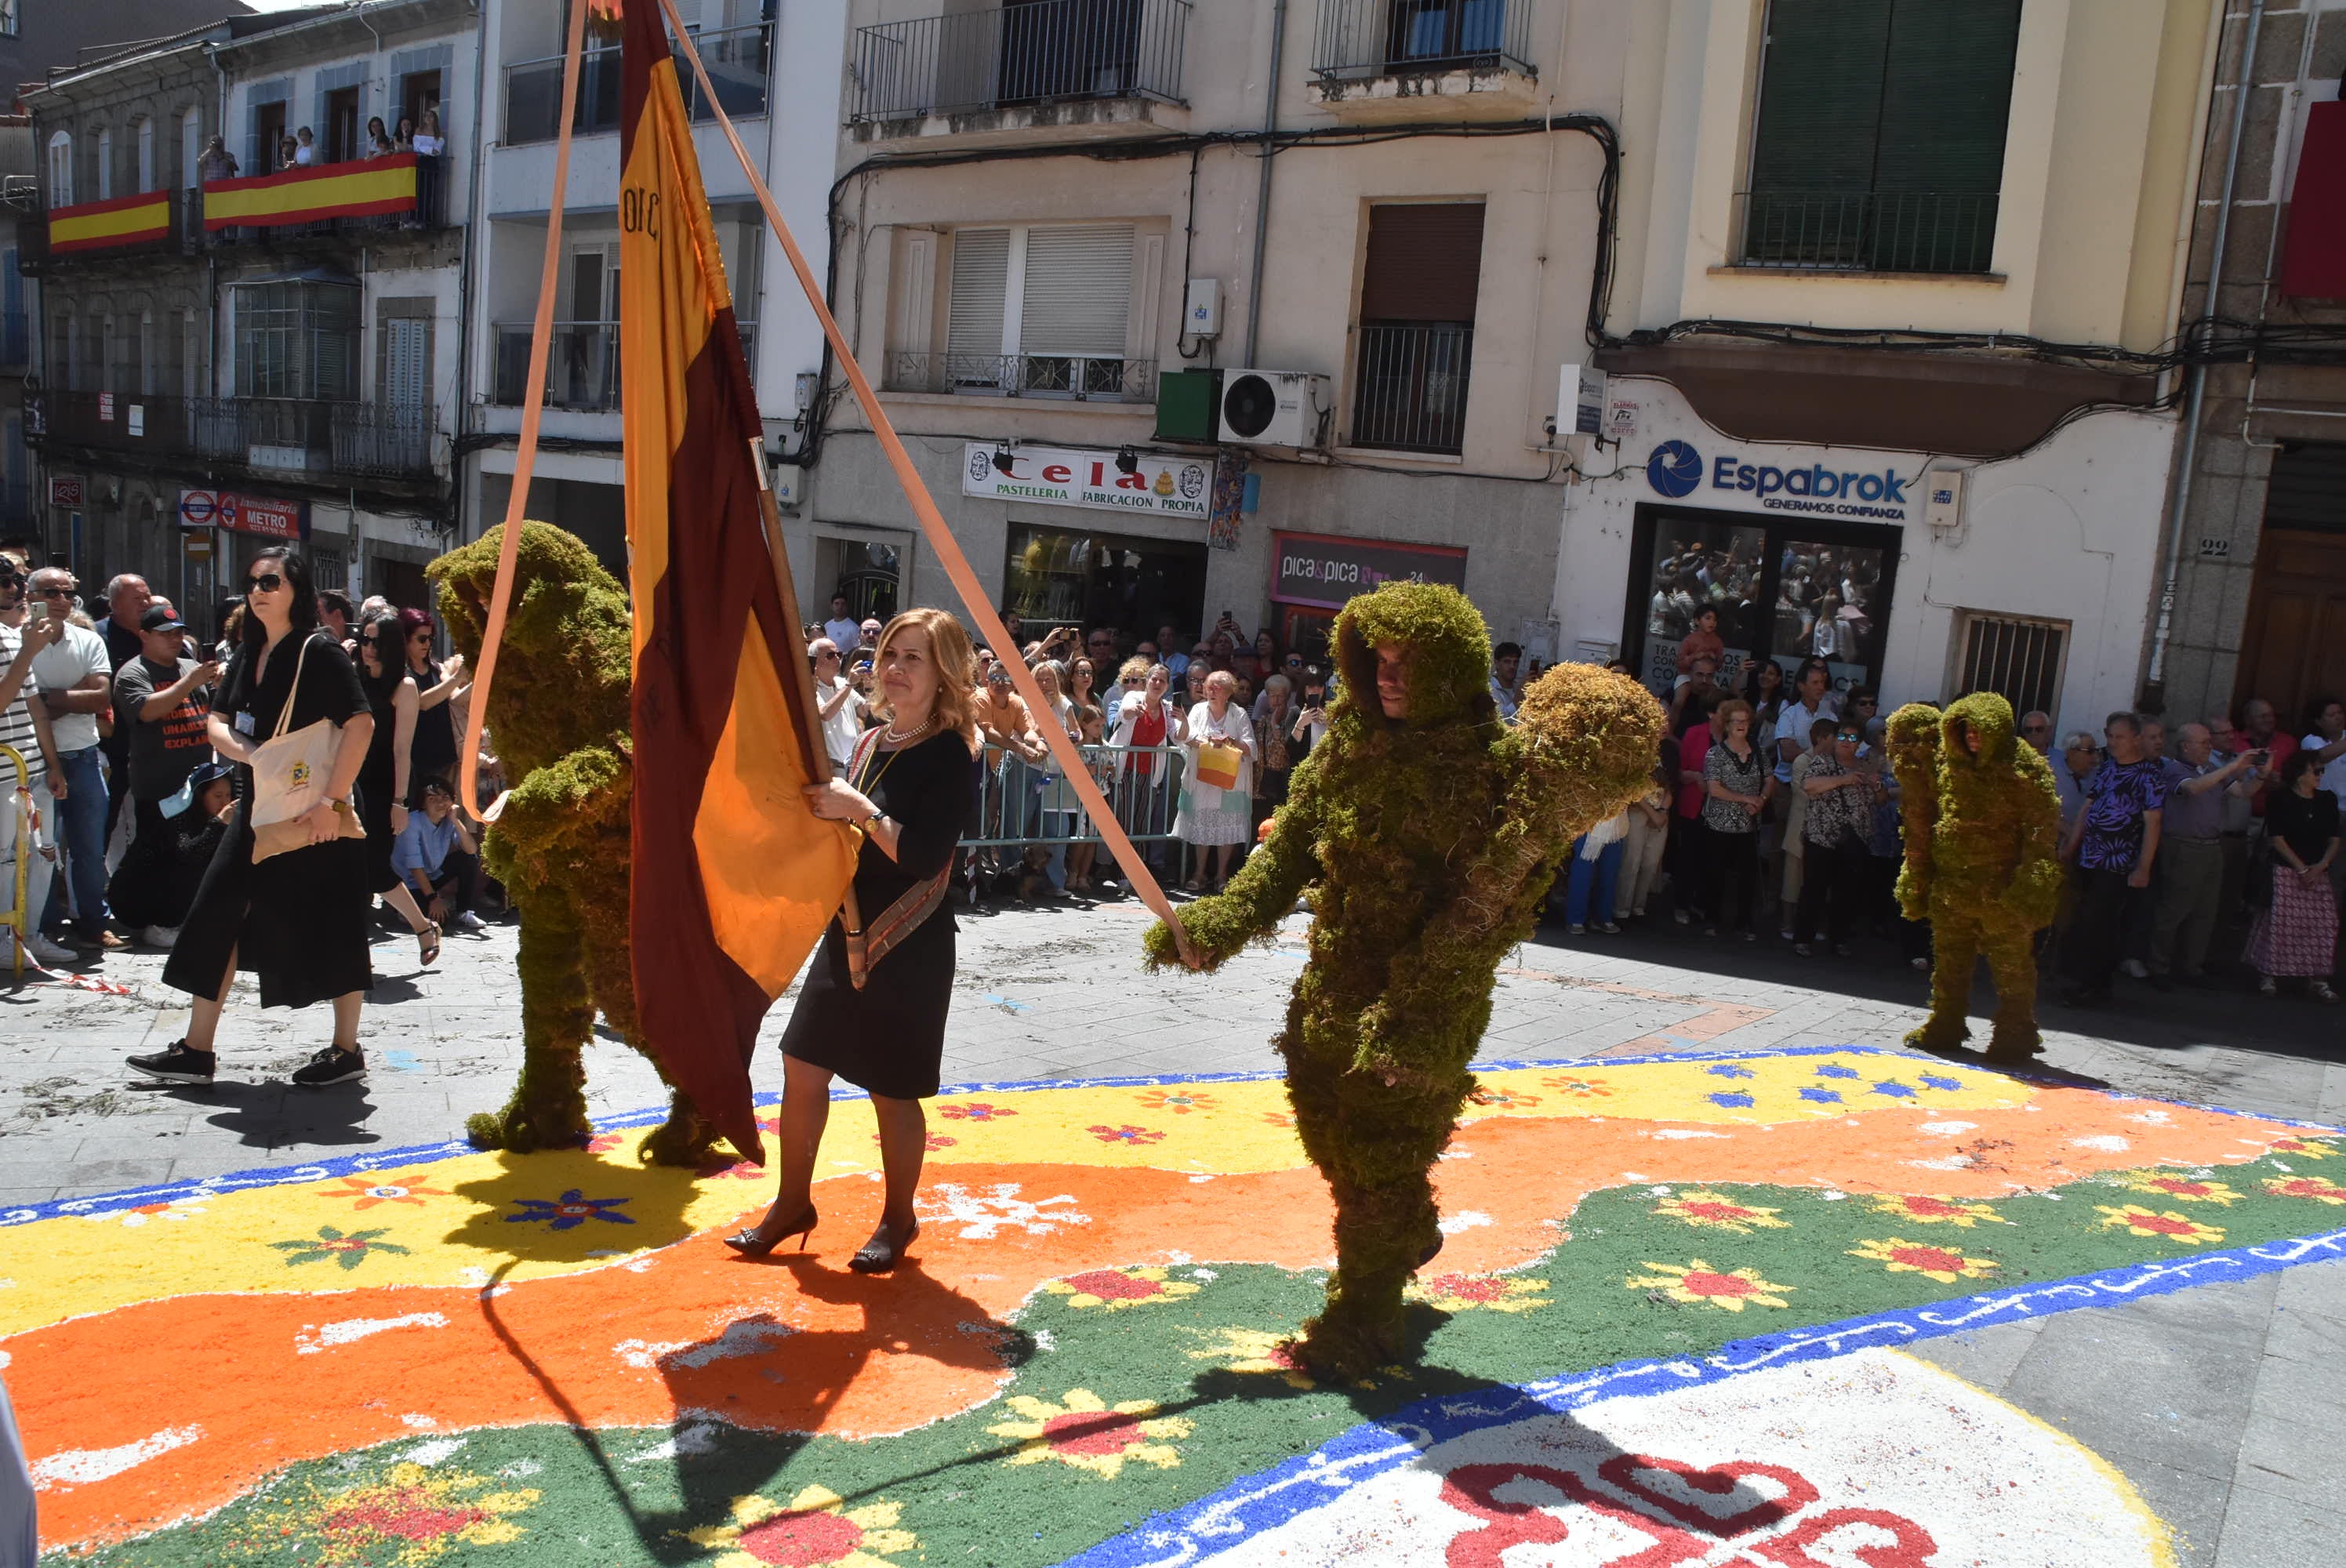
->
xmin=729 ymin=608 xmax=979 ymax=1272
xmin=129 ymin=547 xmax=378 ymax=1089
xmin=397 ymin=607 xmax=465 ymax=791
xmin=356 ymin=615 xmax=442 ymax=965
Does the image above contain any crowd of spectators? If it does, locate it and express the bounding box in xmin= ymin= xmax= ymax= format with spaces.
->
xmin=0 ymin=550 xmax=499 ymax=974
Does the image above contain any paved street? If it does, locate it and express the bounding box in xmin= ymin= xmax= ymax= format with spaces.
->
xmin=4 ymin=896 xmax=2341 ymax=1563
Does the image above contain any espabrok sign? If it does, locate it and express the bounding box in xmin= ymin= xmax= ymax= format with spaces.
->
xmin=963 ymin=443 xmax=1211 ymax=520
xmin=1645 ymin=437 xmax=1912 ymax=522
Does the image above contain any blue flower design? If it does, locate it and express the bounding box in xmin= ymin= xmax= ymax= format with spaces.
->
xmin=1919 ymin=1074 xmax=1963 ymax=1091
xmin=1707 ymin=1091 xmax=1756 ymax=1109
xmin=1705 ymin=1064 xmax=1756 ymax=1080
xmin=1815 ymin=1064 xmax=1861 ymax=1080
xmin=507 ymin=1189 xmax=634 ymax=1231
xmin=1797 ymin=1087 xmax=1843 ymax=1104
xmin=1869 ymin=1081 xmax=1918 ymax=1099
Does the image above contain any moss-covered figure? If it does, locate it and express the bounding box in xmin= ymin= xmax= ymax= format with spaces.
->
xmin=429 ymin=523 xmax=717 ymax=1166
xmin=1887 ymin=691 xmax=2065 ymax=1063
xmin=1143 ymin=583 xmax=1661 ymax=1376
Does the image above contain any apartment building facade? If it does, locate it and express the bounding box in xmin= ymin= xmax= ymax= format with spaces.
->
xmin=461 ymin=0 xmax=838 ymax=579
xmin=20 ymin=0 xmax=476 ymax=619
xmin=802 ymin=0 xmax=1603 ymax=654
xmin=1558 ymin=0 xmax=2221 ymax=735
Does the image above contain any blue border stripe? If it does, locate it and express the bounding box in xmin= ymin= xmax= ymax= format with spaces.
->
xmin=1061 ymin=1225 xmax=2346 ymax=1568
xmin=6 ymin=1043 xmax=2337 ymax=1225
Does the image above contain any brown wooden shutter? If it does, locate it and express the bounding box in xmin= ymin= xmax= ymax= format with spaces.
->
xmin=1359 ymin=202 xmax=1486 ymax=323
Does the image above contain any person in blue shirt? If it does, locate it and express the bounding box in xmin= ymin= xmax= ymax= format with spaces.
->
xmin=390 ymin=776 xmax=484 ymax=934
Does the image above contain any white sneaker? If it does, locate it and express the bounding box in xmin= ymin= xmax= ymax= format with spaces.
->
xmin=140 ymin=925 xmax=180 ymax=949
xmin=2121 ymin=958 xmax=2149 ymax=979
xmin=449 ymin=910 xmax=485 ymax=934
xmin=19 ymin=931 xmax=78 ymax=967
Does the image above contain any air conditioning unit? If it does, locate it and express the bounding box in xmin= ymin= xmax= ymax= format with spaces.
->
xmin=1218 ymin=369 xmax=1330 ymax=449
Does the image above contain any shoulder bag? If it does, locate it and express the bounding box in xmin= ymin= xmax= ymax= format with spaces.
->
xmin=249 ymin=633 xmax=366 ymax=865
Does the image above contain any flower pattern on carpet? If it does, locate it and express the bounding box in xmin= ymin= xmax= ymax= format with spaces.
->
xmin=681 ymin=1485 xmax=916 ymax=1568
xmin=270 ymin=1226 xmax=412 ymax=1271
xmin=321 ymin=1175 xmax=454 ymax=1211
xmin=242 ymin=1462 xmax=537 ymax=1566
xmin=1042 ymin=1266 xmax=1203 ymax=1312
xmin=505 ymin=1190 xmax=634 ymax=1230
xmin=2105 ymin=1170 xmax=2244 ymax=1206
xmin=1653 ymin=1189 xmax=1792 ymax=1235
xmin=1869 ymin=1194 xmax=2010 ymax=1228
xmin=1625 ymin=1260 xmax=1793 ymax=1312
xmin=1847 ymin=1237 xmax=1999 ymax=1286
xmin=988 ymin=1388 xmax=1193 ymax=1479
xmin=2094 ymin=1205 xmax=2225 ymax=1246
xmin=1411 ymin=1273 xmax=1550 ymax=1314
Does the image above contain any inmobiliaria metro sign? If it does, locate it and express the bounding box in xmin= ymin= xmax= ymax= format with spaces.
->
xmin=177 ymin=489 xmax=307 ymax=541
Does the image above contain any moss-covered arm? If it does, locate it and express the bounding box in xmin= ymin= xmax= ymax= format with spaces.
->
xmin=1998 ymin=739 xmax=2068 ymax=930
xmin=1143 ymin=758 xmax=1326 ymax=973
xmin=1887 ymin=702 xmax=1942 ymax=920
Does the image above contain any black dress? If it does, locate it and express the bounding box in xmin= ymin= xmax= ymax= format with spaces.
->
xmin=779 ymin=729 xmax=975 ymax=1101
xmin=163 ymin=633 xmax=374 ymax=1009
xmin=356 ymin=676 xmax=407 ymax=896
xmin=407 ymin=659 xmax=458 ymax=788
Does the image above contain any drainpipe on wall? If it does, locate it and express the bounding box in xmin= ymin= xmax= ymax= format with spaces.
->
xmin=1240 ymin=0 xmax=1288 ymax=364
xmin=2143 ymin=0 xmax=2263 ymax=711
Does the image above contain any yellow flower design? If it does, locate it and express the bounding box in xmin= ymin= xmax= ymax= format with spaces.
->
xmin=2264 ymin=1175 xmax=2346 ymax=1204
xmin=2094 ymin=1204 xmax=2226 ymax=1247
xmin=1135 ymin=1089 xmax=1218 ymax=1116
xmin=2106 ymin=1170 xmax=2244 ymax=1206
xmin=1184 ymin=1326 xmax=1315 ymax=1389
xmin=250 ymin=1462 xmax=538 ymax=1566
xmin=1869 ymin=1193 xmax=2010 ymax=1228
xmin=1847 ymin=1236 xmax=1999 ymax=1285
xmin=1539 ymin=1075 xmax=1614 ymax=1098
xmin=1409 ymin=1272 xmax=1550 ymax=1313
xmin=681 ymin=1485 xmax=915 ymax=1568
xmin=1040 ymin=1265 xmax=1202 ymax=1312
xmin=987 ymin=1388 xmax=1193 ymax=1479
xmin=2268 ymin=1137 xmax=2337 ymax=1161
xmin=321 ymin=1173 xmax=455 ymax=1211
xmin=1653 ymin=1189 xmax=1792 ymax=1235
xmin=1625 ymin=1259 xmax=1792 ymax=1312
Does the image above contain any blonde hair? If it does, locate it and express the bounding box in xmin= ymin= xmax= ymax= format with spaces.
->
xmin=1116 ymin=655 xmax=1152 ymax=689
xmin=873 ymin=608 xmax=980 ymax=754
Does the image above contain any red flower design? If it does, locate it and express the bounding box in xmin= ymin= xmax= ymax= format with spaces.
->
xmin=1088 ymin=1123 xmax=1164 ymax=1145
xmin=939 ymin=1102 xmax=1017 ymax=1122
xmin=1042 ymin=1408 xmax=1146 ymax=1456
xmin=1061 ymin=1269 xmax=1164 ymax=1302
xmin=734 ymin=1506 xmax=863 ymax=1565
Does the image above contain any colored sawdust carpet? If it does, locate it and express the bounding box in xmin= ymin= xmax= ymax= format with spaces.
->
xmin=9 ymin=1044 xmax=2344 ymax=1566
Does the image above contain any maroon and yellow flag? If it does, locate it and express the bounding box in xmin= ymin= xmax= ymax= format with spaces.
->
xmin=619 ymin=0 xmax=855 ymax=1163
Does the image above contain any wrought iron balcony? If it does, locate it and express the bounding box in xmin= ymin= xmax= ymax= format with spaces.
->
xmin=884 ymin=351 xmax=1156 ymax=402
xmin=1311 ymin=0 xmax=1536 ymax=82
xmin=849 ymin=0 xmax=1190 ymax=124
xmin=27 ymin=390 xmax=440 ymax=480
xmin=1349 ymin=323 xmax=1472 ymax=454
xmin=1735 ymin=190 xmax=2001 ymax=275
xmin=503 ymin=20 xmax=772 ymax=144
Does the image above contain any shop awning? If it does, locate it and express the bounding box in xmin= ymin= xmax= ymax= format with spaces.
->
xmin=202 ymin=154 xmax=419 ymax=231
xmin=2281 ymin=100 xmax=2346 ymax=299
xmin=45 ymin=190 xmax=169 ymax=253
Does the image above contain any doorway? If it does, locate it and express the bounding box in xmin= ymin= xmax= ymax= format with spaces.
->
xmin=815 ymin=533 xmax=903 ymax=626
xmin=2236 ymin=529 xmax=2346 ymax=728
xmin=325 ymin=86 xmax=361 ymax=163
xmin=400 ymin=71 xmax=442 ymax=137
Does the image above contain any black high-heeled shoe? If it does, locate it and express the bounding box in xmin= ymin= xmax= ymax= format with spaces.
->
xmin=849 ymin=1217 xmax=919 ymax=1273
xmin=723 ymin=1203 xmax=818 ymax=1258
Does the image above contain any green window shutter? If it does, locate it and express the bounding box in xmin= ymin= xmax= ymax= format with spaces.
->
xmin=1745 ymin=0 xmax=1890 ymax=267
xmin=1872 ymin=0 xmax=2021 ymax=270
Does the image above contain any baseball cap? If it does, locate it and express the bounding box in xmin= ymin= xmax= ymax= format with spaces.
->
xmin=161 ymin=759 xmax=234 ymax=819
xmin=139 ymin=604 xmax=188 ymax=633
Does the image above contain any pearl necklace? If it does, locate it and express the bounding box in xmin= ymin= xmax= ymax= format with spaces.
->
xmin=882 ymin=715 xmax=932 ymax=746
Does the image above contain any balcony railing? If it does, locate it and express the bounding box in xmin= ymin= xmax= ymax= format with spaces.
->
xmin=491 ymin=320 xmax=760 ymax=411
xmin=503 ymin=20 xmax=772 ymax=145
xmin=1735 ymin=190 xmax=2000 ymax=275
xmin=1349 ymin=323 xmax=1472 ymax=454
xmin=849 ymin=0 xmax=1190 ymax=123
xmin=23 ymin=169 xmax=451 ymax=271
xmin=884 ymin=351 xmax=1155 ymax=402
xmin=27 ymin=390 xmax=439 ymax=479
xmin=1311 ymin=0 xmax=1535 ymax=81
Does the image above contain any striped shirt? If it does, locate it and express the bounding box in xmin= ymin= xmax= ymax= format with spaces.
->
xmin=0 ymin=622 xmax=46 ymax=789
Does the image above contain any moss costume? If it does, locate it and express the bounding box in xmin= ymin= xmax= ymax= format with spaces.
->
xmin=1143 ymin=583 xmax=1661 ymax=1376
xmin=1887 ymin=691 xmax=2064 ymax=1062
xmin=428 ymin=524 xmax=717 ymax=1164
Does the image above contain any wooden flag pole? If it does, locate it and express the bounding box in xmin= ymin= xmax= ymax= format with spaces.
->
xmin=659 ymin=0 xmax=1198 ymax=964
xmin=454 ymin=0 xmax=591 ymax=825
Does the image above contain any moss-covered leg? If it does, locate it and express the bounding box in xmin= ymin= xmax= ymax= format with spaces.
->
xmin=464 ymin=891 xmax=594 ymax=1152
xmin=1981 ymin=920 xmax=2045 ymax=1061
xmin=1905 ymin=913 xmax=1977 ymax=1054
xmin=1283 ymin=1021 xmax=1473 ymax=1379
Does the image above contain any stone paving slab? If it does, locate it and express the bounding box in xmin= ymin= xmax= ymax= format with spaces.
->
xmin=2 ymin=894 xmax=2341 ymax=1565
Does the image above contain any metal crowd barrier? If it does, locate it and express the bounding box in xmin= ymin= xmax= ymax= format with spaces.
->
xmin=958 ymin=742 xmax=1189 ymax=851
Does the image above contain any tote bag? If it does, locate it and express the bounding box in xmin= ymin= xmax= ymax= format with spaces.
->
xmin=1193 ymin=742 xmax=1243 ymax=793
xmin=249 ymin=634 xmax=366 ymax=864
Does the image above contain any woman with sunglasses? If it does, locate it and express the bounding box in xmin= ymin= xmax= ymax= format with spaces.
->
xmin=1792 ymin=718 xmax=1881 ymax=956
xmin=397 ymin=608 xmax=466 ymax=793
xmin=132 ymin=548 xmax=378 ymax=1089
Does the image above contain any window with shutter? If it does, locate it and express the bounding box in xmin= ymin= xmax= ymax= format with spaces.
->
xmin=945 ymin=228 xmax=1011 ymax=386
xmin=1020 ymin=224 xmax=1131 ymax=397
xmin=1353 ymin=203 xmax=1484 ymax=453
xmin=386 ymin=319 xmax=429 ymax=407
xmin=1742 ymin=0 xmax=2020 ymax=274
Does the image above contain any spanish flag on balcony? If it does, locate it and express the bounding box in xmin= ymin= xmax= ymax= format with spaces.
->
xmin=619 ymin=0 xmax=854 ymax=1163
xmin=47 ymin=191 xmax=169 ymax=253
xmin=201 ymin=155 xmax=419 ymax=230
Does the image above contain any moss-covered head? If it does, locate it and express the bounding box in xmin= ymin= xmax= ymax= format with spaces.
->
xmin=1330 ymin=581 xmax=1494 ymax=731
xmin=1941 ymin=691 xmax=2018 ymax=770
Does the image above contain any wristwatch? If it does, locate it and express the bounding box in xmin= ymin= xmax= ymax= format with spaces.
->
xmin=327 ymin=796 xmax=352 ymax=816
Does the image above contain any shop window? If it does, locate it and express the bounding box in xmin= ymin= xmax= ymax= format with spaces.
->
xmin=1740 ymin=0 xmax=2021 ymax=274
xmin=234 ymin=280 xmax=361 ymax=401
xmin=1624 ymin=507 xmax=1901 ymax=702
xmin=1350 ymin=202 xmax=1484 ymax=454
xmin=1953 ymin=611 xmax=2066 ymax=720
xmin=1003 ymin=521 xmax=1205 ymax=644
xmin=928 ymin=223 xmax=1139 ymax=400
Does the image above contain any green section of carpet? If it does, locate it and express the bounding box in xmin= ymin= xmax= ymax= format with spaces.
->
xmin=67 ymin=1153 xmax=2344 ymax=1567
